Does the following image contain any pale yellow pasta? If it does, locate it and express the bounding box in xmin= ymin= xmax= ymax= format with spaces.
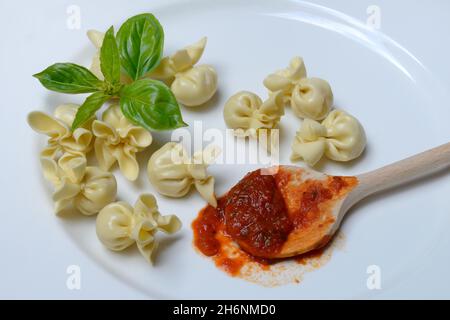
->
xmin=96 ymin=193 xmax=182 ymax=263
xmin=290 ymin=119 xmax=328 ymax=166
xmin=92 ymin=104 xmax=152 ymax=181
xmin=264 ymin=57 xmax=335 ymax=121
xmin=148 ymin=37 xmax=207 ymax=80
xmin=263 ymin=56 xmax=306 ymax=103
xmin=291 ymin=110 xmax=366 ymax=166
xmin=42 ymin=154 xmax=117 ymax=215
xmin=223 ymin=91 xmax=284 ymax=137
xmin=27 ymin=104 xmax=94 ymax=160
xmin=147 ymin=37 xmax=217 ymax=107
xmin=96 ymin=202 xmax=135 ymax=251
xmin=291 ymin=77 xmax=333 ymax=120
xmin=171 ymin=65 xmax=218 ymax=106
xmin=147 ymin=142 xmax=219 ymax=207
xmin=87 ymin=29 xmax=104 ymax=48
xmin=87 ymin=30 xmax=105 ymax=80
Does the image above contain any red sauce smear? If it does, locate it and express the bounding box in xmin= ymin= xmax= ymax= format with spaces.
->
xmin=225 ymin=170 xmax=293 ymax=257
xmin=192 ymin=168 xmax=357 ymax=277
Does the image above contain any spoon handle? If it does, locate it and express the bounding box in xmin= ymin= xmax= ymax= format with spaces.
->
xmin=354 ymin=142 xmax=450 ymax=202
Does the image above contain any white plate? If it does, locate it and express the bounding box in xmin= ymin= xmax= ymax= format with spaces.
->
xmin=1 ymin=0 xmax=450 ymax=299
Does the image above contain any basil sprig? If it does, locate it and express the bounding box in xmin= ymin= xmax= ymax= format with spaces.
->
xmin=33 ymin=63 xmax=103 ymax=94
xmin=120 ymin=79 xmax=186 ymax=131
xmin=71 ymin=91 xmax=112 ymax=129
xmin=33 ymin=13 xmax=186 ymax=131
xmin=116 ymin=13 xmax=164 ymax=81
xmin=100 ymin=26 xmax=121 ymax=89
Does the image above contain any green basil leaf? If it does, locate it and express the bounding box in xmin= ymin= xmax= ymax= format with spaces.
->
xmin=119 ymin=79 xmax=187 ymax=131
xmin=33 ymin=63 xmax=103 ymax=94
xmin=100 ymin=26 xmax=121 ymax=87
xmin=116 ymin=13 xmax=164 ymax=80
xmin=71 ymin=91 xmax=111 ymax=130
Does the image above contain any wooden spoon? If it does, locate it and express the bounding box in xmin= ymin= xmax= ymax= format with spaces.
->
xmin=273 ymin=142 xmax=450 ymax=258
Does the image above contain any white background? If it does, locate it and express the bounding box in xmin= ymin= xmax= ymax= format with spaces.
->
xmin=0 ymin=0 xmax=449 ymax=299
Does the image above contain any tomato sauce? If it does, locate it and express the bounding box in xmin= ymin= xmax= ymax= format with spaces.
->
xmin=224 ymin=170 xmax=293 ymax=257
xmin=192 ymin=198 xmax=225 ymax=256
xmin=192 ymin=167 xmax=357 ymax=277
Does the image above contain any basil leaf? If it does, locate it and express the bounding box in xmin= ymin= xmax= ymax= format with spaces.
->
xmin=116 ymin=13 xmax=164 ymax=80
xmin=100 ymin=26 xmax=121 ymax=87
xmin=33 ymin=63 xmax=103 ymax=94
xmin=120 ymin=79 xmax=187 ymax=131
xmin=71 ymin=91 xmax=111 ymax=130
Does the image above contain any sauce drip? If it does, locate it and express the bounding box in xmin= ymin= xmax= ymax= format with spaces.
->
xmin=192 ymin=168 xmax=357 ymax=277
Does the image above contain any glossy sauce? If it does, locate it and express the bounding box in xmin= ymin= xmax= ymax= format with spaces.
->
xmin=192 ymin=168 xmax=357 ymax=277
xmin=225 ymin=170 xmax=293 ymax=257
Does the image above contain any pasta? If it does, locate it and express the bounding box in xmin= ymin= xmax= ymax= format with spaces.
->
xmin=149 ymin=37 xmax=207 ymax=80
xmin=223 ymin=91 xmax=284 ymax=136
xmin=171 ymin=65 xmax=218 ymax=107
xmin=27 ymin=104 xmax=94 ymax=160
xmin=291 ymin=109 xmax=366 ymax=166
xmin=87 ymin=30 xmax=104 ymax=80
xmin=86 ymin=30 xmax=131 ymax=84
xmin=96 ymin=193 xmax=182 ymax=263
xmin=42 ymin=153 xmax=117 ymax=215
xmin=147 ymin=37 xmax=218 ymax=106
xmin=263 ymin=56 xmax=306 ymax=103
xmin=87 ymin=29 xmax=104 ymax=49
xmin=291 ymin=78 xmax=333 ymax=121
xmin=147 ymin=142 xmax=220 ymax=207
xmin=264 ymin=57 xmax=333 ymax=120
xmin=92 ymin=104 xmax=153 ymax=181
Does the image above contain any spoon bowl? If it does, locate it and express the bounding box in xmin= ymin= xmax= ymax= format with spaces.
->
xmin=267 ymin=142 xmax=450 ymax=259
